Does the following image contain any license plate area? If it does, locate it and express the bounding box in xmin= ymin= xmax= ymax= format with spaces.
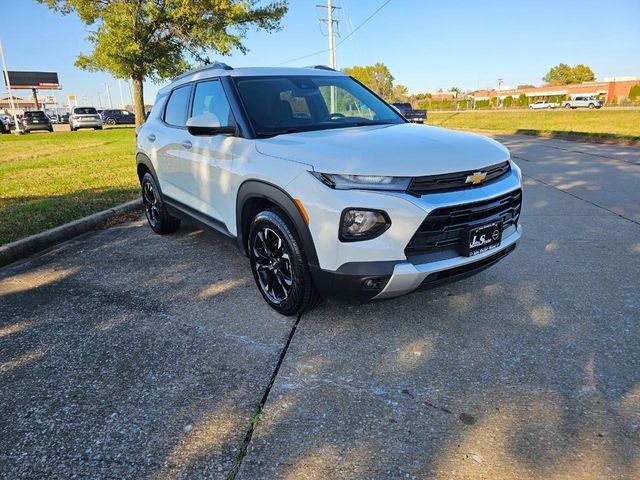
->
xmin=463 ymin=222 xmax=502 ymax=257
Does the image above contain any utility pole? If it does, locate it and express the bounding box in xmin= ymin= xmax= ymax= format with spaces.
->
xmin=317 ymin=0 xmax=340 ymax=111
xmin=105 ymin=82 xmax=113 ymax=108
xmin=97 ymin=91 xmax=103 ymax=108
xmin=497 ymin=78 xmax=503 ymax=108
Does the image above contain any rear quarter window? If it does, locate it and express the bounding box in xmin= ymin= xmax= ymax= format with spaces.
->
xmin=164 ymin=84 xmax=192 ymax=127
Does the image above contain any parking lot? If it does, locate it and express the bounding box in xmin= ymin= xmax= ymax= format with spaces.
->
xmin=1 ymin=135 xmax=639 ymax=479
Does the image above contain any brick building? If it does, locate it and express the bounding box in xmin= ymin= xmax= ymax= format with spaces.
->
xmin=472 ymin=78 xmax=640 ymax=105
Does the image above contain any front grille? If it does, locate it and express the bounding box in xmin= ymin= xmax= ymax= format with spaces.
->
xmin=407 ymin=161 xmax=511 ymax=196
xmin=405 ymin=189 xmax=522 ymax=258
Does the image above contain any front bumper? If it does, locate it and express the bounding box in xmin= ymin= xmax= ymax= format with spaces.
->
xmin=311 ymin=225 xmax=520 ymax=302
xmin=374 ymin=224 xmax=521 ymax=299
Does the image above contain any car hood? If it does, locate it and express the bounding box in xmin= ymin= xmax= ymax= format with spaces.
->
xmin=254 ymin=123 xmax=510 ymax=176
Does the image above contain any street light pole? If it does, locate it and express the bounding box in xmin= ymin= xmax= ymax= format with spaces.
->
xmin=118 ymin=80 xmax=125 ymax=109
xmin=497 ymin=78 xmax=504 ymax=108
xmin=0 ymin=38 xmax=22 ymax=134
xmin=105 ymin=82 xmax=113 ymax=108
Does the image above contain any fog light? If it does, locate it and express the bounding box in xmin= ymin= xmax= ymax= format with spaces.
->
xmin=339 ymin=209 xmax=390 ymax=242
xmin=361 ymin=277 xmax=389 ymax=291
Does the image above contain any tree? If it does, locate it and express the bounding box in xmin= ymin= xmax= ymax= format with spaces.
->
xmin=517 ymin=93 xmax=528 ymax=107
xmin=391 ymin=84 xmax=408 ymax=102
xmin=449 ymin=86 xmax=461 ymax=96
xmin=343 ymin=62 xmax=394 ymax=100
xmin=572 ymin=64 xmax=596 ymax=83
xmin=627 ymin=84 xmax=640 ymax=101
xmin=38 ymin=0 xmax=288 ymax=126
xmin=542 ymin=63 xmax=595 ymax=85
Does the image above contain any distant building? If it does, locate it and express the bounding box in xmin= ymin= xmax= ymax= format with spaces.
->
xmin=472 ymin=78 xmax=640 ymax=105
xmin=428 ymin=91 xmax=458 ymax=101
xmin=0 ymin=95 xmax=38 ymax=115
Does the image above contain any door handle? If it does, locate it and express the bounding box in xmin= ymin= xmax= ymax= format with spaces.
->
xmin=147 ymin=134 xmax=156 ymax=142
xmin=181 ymin=140 xmax=192 ymax=149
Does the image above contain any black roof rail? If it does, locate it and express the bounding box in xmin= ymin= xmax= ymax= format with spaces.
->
xmin=173 ymin=62 xmax=233 ymax=81
xmin=306 ymin=65 xmax=337 ymax=72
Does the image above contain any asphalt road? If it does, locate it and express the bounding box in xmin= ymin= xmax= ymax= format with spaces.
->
xmin=1 ymin=135 xmax=639 ymax=479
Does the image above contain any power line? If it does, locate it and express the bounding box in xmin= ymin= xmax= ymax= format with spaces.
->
xmin=273 ymin=0 xmax=392 ymax=67
xmin=335 ymin=0 xmax=391 ymax=48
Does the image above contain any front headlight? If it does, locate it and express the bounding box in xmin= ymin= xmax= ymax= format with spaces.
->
xmin=311 ymin=172 xmax=410 ymax=191
xmin=339 ymin=209 xmax=391 ymax=242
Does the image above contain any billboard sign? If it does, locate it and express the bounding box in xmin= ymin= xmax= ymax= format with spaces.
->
xmin=2 ymin=71 xmax=61 ymax=90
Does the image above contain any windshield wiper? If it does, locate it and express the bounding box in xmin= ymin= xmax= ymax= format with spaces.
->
xmin=255 ymin=128 xmax=302 ymax=138
xmin=350 ymin=120 xmax=396 ymax=126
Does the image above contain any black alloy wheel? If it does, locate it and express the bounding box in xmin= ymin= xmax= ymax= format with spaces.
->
xmin=140 ymin=172 xmax=180 ymax=234
xmin=248 ymin=209 xmax=322 ymax=316
xmin=253 ymin=226 xmax=293 ymax=305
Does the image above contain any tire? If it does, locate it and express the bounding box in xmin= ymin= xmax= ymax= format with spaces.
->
xmin=248 ymin=208 xmax=322 ymax=316
xmin=564 ymin=103 xmax=571 ymax=109
xmin=106 ymin=118 xmax=116 ymax=126
xmin=588 ymin=103 xmax=595 ymax=109
xmin=94 ymin=127 xmax=103 ymax=130
xmin=547 ymin=105 xmax=552 ymax=109
xmin=140 ymin=172 xmax=180 ymax=235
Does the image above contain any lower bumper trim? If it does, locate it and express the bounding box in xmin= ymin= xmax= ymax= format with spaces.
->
xmin=373 ymin=225 xmax=522 ymax=300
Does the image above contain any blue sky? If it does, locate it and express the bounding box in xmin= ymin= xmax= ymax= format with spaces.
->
xmin=2 ymin=0 xmax=639 ymax=107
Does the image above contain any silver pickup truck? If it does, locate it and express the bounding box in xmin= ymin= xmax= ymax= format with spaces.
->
xmin=563 ymin=96 xmax=603 ymax=109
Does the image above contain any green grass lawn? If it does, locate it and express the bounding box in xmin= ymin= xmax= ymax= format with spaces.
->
xmin=427 ymin=109 xmax=640 ymax=141
xmin=0 ymin=128 xmax=139 ymax=245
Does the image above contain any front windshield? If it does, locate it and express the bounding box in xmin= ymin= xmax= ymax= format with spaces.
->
xmin=233 ymin=75 xmax=405 ymax=137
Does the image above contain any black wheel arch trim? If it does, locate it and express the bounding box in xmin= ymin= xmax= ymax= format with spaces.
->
xmin=236 ymin=180 xmax=320 ymax=268
xmin=136 ymin=153 xmax=160 ymax=187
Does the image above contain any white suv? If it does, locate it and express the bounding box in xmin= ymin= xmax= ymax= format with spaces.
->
xmin=136 ymin=64 xmax=523 ymax=315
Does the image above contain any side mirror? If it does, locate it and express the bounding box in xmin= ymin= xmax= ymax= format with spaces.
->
xmin=186 ymin=113 xmax=236 ymax=136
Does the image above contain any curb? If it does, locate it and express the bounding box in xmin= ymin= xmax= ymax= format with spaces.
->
xmin=0 ymin=199 xmax=143 ymax=268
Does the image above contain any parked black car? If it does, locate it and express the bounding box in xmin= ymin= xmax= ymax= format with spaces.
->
xmin=21 ymin=111 xmax=53 ymax=133
xmin=100 ymin=109 xmax=136 ymax=125
xmin=391 ymin=102 xmax=427 ymax=123
xmin=0 ymin=117 xmax=9 ymax=134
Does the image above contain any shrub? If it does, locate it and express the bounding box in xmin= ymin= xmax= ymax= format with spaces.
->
xmin=517 ymin=93 xmax=528 ymax=107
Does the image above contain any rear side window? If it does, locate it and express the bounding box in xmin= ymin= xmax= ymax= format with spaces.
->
xmin=75 ymin=107 xmax=97 ymax=115
xmin=191 ymin=80 xmax=234 ymax=127
xmin=164 ymin=84 xmax=192 ymax=127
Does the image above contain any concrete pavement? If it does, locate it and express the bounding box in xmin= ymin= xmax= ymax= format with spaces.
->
xmin=237 ymin=136 xmax=640 ymax=479
xmin=0 ymin=222 xmax=294 ymax=478
xmin=1 ymin=135 xmax=639 ymax=479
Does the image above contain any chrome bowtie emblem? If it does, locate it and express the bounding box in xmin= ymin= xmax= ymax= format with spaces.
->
xmin=465 ymin=171 xmax=487 ymax=185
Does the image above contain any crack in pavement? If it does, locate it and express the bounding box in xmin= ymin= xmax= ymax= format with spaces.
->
xmin=226 ymin=311 xmax=303 ymax=480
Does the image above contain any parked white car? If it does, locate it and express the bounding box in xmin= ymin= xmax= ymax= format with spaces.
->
xmin=563 ymin=96 xmax=603 ymax=109
xmin=528 ymin=100 xmax=558 ymax=109
xmin=136 ymin=64 xmax=523 ymax=315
